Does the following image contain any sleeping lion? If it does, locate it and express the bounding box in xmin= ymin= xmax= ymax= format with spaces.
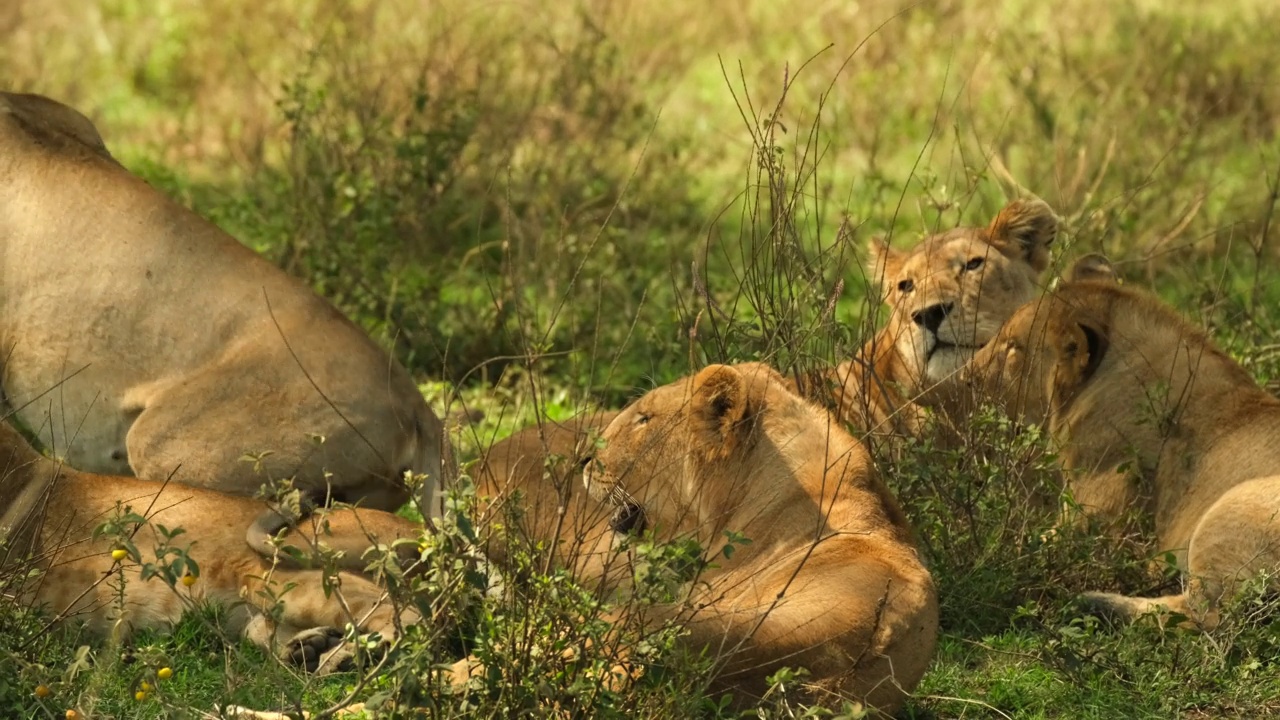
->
xmin=456 ymin=363 xmax=938 ymax=713
xmin=922 ymin=254 xmax=1280 ymax=627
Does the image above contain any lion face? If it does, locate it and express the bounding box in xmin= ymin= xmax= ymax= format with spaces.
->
xmin=582 ymin=363 xmax=785 ymax=536
xmin=945 ymin=286 xmax=1110 ymax=427
xmin=870 ymin=199 xmax=1059 ymax=387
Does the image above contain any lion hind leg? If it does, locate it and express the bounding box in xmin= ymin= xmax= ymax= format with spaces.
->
xmin=1180 ymin=476 xmax=1280 ymax=623
xmin=1077 ymin=590 xmax=1205 ymax=628
xmin=1079 ymin=477 xmax=1280 ymax=630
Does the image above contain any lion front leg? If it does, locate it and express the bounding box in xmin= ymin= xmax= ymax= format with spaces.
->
xmin=241 ymin=568 xmax=419 ymax=674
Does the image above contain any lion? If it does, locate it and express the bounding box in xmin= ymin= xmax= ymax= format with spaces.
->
xmin=244 ymin=411 xmax=626 ymax=602
xmin=470 ymin=409 xmax=626 ymax=586
xmin=793 ymin=199 xmax=1058 ymax=442
xmin=456 ymin=363 xmax=938 ymax=713
xmin=0 ymin=413 xmax=425 ymax=673
xmin=0 ymin=91 xmax=449 ymax=514
xmin=919 ymin=254 xmax=1280 ymax=627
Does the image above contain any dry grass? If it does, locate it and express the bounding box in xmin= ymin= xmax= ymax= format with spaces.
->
xmin=5 ymin=0 xmax=1280 ymax=717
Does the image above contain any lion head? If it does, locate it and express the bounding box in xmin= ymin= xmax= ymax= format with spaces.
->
xmin=582 ymin=362 xmax=798 ymax=539
xmin=918 ymin=253 xmax=1120 ymax=429
xmin=869 ymin=199 xmax=1059 ymax=387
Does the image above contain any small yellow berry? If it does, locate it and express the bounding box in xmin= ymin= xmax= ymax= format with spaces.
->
xmin=111 ymin=548 xmax=128 ymax=561
xmin=34 ymin=684 xmax=51 ymax=698
xmin=157 ymin=667 xmax=173 ymax=680
xmin=139 ymin=681 xmax=152 ymax=692
xmin=66 ymin=711 xmax=80 ymax=720
xmin=181 ymin=574 xmax=197 ymax=587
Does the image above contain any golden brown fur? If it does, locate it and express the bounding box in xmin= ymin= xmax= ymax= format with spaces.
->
xmin=0 ymin=415 xmax=424 ymax=672
xmin=921 ymin=255 xmax=1280 ymax=626
xmin=460 ymin=364 xmax=938 ymax=713
xmin=0 ymin=91 xmax=449 ymax=513
xmin=794 ymin=200 xmax=1058 ymax=442
xmin=471 ymin=409 xmax=625 ymax=586
xmin=247 ymin=494 xmax=424 ymax=578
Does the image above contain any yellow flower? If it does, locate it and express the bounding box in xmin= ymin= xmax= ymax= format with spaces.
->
xmin=34 ymin=684 xmax=51 ymax=698
xmin=140 ymin=681 xmax=152 ymax=692
xmin=111 ymin=548 xmax=128 ymax=561
xmin=181 ymin=574 xmax=197 ymax=587
xmin=157 ymin=667 xmax=173 ymax=680
xmin=135 ymin=690 xmax=148 ymax=701
xmin=65 ymin=711 xmax=80 ymax=720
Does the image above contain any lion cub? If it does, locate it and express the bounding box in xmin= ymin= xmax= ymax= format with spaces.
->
xmin=923 ymin=254 xmax=1280 ymax=627
xmin=459 ymin=363 xmax=938 ymax=713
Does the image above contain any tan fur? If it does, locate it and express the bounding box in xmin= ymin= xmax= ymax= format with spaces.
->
xmin=922 ymin=257 xmax=1280 ymax=627
xmin=0 ymin=91 xmax=450 ymax=513
xmin=471 ymin=409 xmax=625 ymax=586
xmin=794 ymin=200 xmax=1058 ymax=441
xmin=248 ymin=499 xmax=424 ymax=577
xmin=462 ymin=364 xmax=938 ymax=713
xmin=0 ymin=417 xmax=424 ymax=671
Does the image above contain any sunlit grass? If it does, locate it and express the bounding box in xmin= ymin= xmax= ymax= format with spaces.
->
xmin=4 ymin=0 xmax=1280 ymax=716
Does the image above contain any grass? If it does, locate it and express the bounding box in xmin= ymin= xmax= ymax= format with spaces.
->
xmin=4 ymin=0 xmax=1280 ymax=717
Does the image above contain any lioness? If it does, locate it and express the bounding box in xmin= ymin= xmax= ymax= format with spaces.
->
xmin=921 ymin=255 xmax=1280 ymax=627
xmin=794 ymin=199 xmax=1058 ymax=441
xmin=0 ymin=413 xmax=424 ymax=672
xmin=460 ymin=363 xmax=938 ymax=713
xmin=0 ymin=91 xmax=448 ymax=512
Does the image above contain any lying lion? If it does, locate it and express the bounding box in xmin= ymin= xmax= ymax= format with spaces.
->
xmin=793 ymin=198 xmax=1059 ymax=444
xmin=471 ymin=409 xmax=625 ymax=586
xmin=458 ymin=363 xmax=938 ymax=713
xmin=0 ymin=91 xmax=448 ymax=513
xmin=921 ymin=254 xmax=1280 ymax=627
xmin=0 ymin=412 xmax=425 ymax=673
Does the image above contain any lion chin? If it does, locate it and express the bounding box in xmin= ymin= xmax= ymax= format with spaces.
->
xmin=924 ymin=340 xmax=983 ymax=383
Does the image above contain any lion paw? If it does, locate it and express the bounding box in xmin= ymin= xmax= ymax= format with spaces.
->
xmin=284 ymin=627 xmax=348 ymax=673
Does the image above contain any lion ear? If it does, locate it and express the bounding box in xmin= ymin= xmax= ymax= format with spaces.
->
xmin=729 ymin=361 xmax=786 ymax=387
xmin=866 ymin=235 xmax=903 ymax=300
xmin=689 ymin=364 xmax=751 ymax=458
xmin=986 ymin=198 xmax=1058 ymax=272
xmin=1066 ymin=253 xmax=1120 ymax=285
xmin=1053 ymin=320 xmax=1108 ymax=396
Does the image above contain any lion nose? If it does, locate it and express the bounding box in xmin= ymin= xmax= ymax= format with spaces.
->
xmin=912 ymin=303 xmax=954 ymax=333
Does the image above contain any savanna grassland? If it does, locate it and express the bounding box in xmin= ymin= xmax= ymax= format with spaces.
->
xmin=4 ymin=0 xmax=1280 ymax=717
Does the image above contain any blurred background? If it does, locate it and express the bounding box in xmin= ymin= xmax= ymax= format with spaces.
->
xmin=7 ymin=0 xmax=1278 ymax=398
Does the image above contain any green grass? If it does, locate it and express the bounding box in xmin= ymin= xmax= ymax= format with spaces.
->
xmin=6 ymin=605 xmax=358 ymax=719
xmin=4 ymin=0 xmax=1280 ymax=717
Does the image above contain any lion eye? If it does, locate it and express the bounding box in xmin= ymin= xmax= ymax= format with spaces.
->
xmin=897 ymin=279 xmax=914 ymax=293
xmin=964 ymin=257 xmax=985 ymax=272
xmin=634 ymin=413 xmax=650 ymax=426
